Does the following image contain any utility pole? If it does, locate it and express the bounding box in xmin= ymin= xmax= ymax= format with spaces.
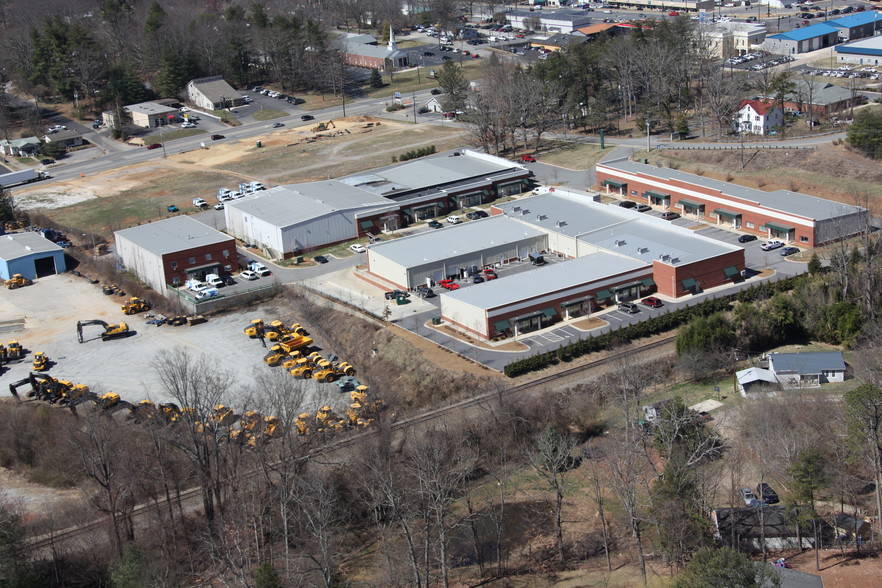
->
xmin=646 ymin=120 xmax=651 ymax=151
xmin=412 ymin=91 xmax=417 ymax=124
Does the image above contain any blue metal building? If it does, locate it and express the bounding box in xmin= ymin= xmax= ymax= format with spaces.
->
xmin=0 ymin=232 xmax=66 ymax=280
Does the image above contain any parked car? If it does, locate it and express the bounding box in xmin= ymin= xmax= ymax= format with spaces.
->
xmin=741 ymin=488 xmax=760 ymax=506
xmin=738 ymin=234 xmax=758 ymax=243
xmin=211 ymin=134 xmax=225 ymax=140
xmin=247 ymin=262 xmax=272 ymax=276
xmin=146 ymin=143 xmax=162 ymax=150
xmin=181 ymin=122 xmax=196 ymax=128
xmin=314 ymin=255 xmax=329 ymax=264
xmin=472 ymin=275 xmax=484 ymax=284
xmin=618 ymin=200 xmax=637 ymax=209
xmin=484 ymin=268 xmax=498 ymax=280
xmin=239 ymin=270 xmax=259 ymax=281
xmin=636 ymin=204 xmax=652 ymax=212
xmin=618 ymin=301 xmax=639 ymax=314
xmin=223 ymin=276 xmax=236 ymax=286
xmin=427 ymin=219 xmax=443 ymax=229
xmin=349 ymin=244 xmax=366 ymax=253
xmin=520 ymin=154 xmax=536 ymax=162
xmin=780 ymin=246 xmax=800 ymax=256
xmin=40 ymin=158 xmax=55 ymax=165
xmin=167 ymin=205 xmax=179 ymax=213
xmin=757 ymin=483 xmax=780 ymax=504
xmin=192 ymin=198 xmax=209 ymax=209
xmin=214 ymin=203 xmax=225 ymax=210
xmin=439 ymin=278 xmax=460 ymax=290
xmin=660 ymin=211 xmax=680 ymax=220
xmin=760 ymin=240 xmax=784 ymax=251
xmin=301 ymin=115 xmax=315 ymax=121
xmin=415 ymin=286 xmax=436 ymax=298
xmin=446 ymin=215 xmax=462 ymax=224
xmin=384 ymin=289 xmax=410 ymax=300
xmin=641 ymin=296 xmax=663 ymax=308
xmin=668 ymin=10 xmax=680 ymax=15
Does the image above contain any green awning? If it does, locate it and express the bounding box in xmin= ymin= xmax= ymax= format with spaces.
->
xmin=645 ymin=190 xmax=669 ymax=200
xmin=714 ymin=208 xmax=742 ymax=219
xmin=677 ymin=198 xmax=704 ymax=208
xmin=641 ymin=277 xmax=656 ymax=288
xmin=724 ymin=266 xmax=740 ymax=278
xmin=514 ymin=311 xmax=544 ymax=321
xmin=614 ymin=281 xmax=642 ymax=292
xmin=542 ymin=307 xmax=556 ymax=318
xmin=601 ymin=179 xmax=624 ymax=188
xmin=681 ymin=277 xmax=697 ymax=289
xmin=494 ymin=320 xmax=510 ymax=332
xmin=595 ymin=289 xmax=612 ymax=300
xmin=359 ymin=220 xmax=374 ymax=229
xmin=766 ymin=221 xmax=795 ymax=232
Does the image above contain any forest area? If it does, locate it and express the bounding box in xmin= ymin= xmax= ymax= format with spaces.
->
xmin=1 ymin=251 xmax=882 ymax=586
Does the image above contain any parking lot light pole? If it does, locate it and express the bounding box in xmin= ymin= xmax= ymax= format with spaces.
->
xmin=646 ymin=120 xmax=651 ymax=151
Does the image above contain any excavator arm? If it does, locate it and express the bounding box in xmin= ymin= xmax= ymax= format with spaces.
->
xmin=8 ymin=378 xmax=33 ymax=400
xmin=77 ymin=320 xmax=110 ymax=344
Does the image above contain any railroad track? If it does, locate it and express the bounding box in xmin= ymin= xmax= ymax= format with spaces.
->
xmin=26 ymin=334 xmax=676 ymax=553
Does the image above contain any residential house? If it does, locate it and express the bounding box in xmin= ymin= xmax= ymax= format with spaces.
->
xmin=781 ymin=79 xmax=855 ymax=117
xmin=767 ymin=351 xmax=847 ymax=388
xmin=834 ymin=513 xmax=871 ymax=541
xmin=186 ymin=76 xmax=243 ymax=110
xmin=42 ymin=129 xmax=85 ymax=151
xmin=0 ymin=137 xmax=41 ymax=158
xmin=734 ymin=99 xmax=784 ymax=135
xmin=713 ymin=507 xmax=814 ymax=552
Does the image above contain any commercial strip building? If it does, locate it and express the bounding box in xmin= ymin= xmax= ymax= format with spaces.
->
xmin=764 ymin=23 xmax=839 ymax=55
xmin=104 ymin=100 xmax=179 ymax=129
xmin=367 ymin=189 xmax=744 ymax=340
xmin=595 ymin=160 xmax=868 ymax=247
xmin=223 ymin=150 xmax=533 ymax=258
xmin=186 ymin=76 xmax=244 ymax=110
xmin=0 ymin=232 xmax=66 ymax=280
xmin=835 ymin=34 xmax=882 ymax=65
xmin=115 ymin=216 xmax=236 ymax=292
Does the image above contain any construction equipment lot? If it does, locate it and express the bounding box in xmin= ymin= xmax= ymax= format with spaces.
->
xmin=0 ymin=274 xmax=345 ymax=411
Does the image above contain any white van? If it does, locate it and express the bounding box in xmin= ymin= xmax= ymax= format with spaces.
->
xmin=248 ymin=261 xmax=272 ymax=276
xmin=205 ymin=274 xmax=224 ymax=287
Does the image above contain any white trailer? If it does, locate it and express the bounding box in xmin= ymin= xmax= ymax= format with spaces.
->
xmin=0 ymin=169 xmax=49 ymax=189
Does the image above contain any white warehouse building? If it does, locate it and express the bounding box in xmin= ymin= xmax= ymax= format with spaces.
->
xmin=366 ymin=215 xmax=547 ymax=289
xmin=224 ymin=182 xmax=395 ymax=259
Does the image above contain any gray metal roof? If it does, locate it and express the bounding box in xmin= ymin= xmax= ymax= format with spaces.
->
xmin=0 ymin=232 xmax=63 ymax=260
xmin=115 ymin=216 xmax=232 ymax=256
xmin=368 ymin=215 xmax=545 ymax=268
xmin=736 ymin=367 xmax=777 ymax=386
xmin=375 ymin=153 xmax=516 ymax=192
xmin=600 ymin=160 xmax=866 ymax=221
xmin=342 ymin=33 xmax=378 ymax=45
xmin=497 ymin=191 xmax=741 ymax=265
xmin=768 ymin=351 xmax=846 ymax=375
xmin=345 ymin=43 xmax=403 ymax=59
xmin=509 ymin=9 xmax=593 ymax=22
xmin=226 ymin=182 xmax=392 ymax=228
xmin=785 ymin=80 xmax=852 ymax=106
xmin=441 ymin=251 xmax=649 ymax=310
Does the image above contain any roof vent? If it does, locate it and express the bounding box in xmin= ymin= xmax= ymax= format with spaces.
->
xmin=671 ymin=257 xmax=680 ymax=264
xmin=521 ymin=209 xmax=530 ymax=215
xmin=638 ymin=247 xmax=649 ymax=254
xmin=25 ymin=246 xmax=32 ymax=251
xmin=513 ymin=206 xmax=521 ymax=212
xmin=556 ymin=220 xmax=566 ymax=227
xmin=537 ymin=214 xmax=547 ymax=221
xmin=615 ymin=239 xmax=625 ymax=247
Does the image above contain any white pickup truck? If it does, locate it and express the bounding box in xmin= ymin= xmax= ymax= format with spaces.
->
xmin=248 ymin=261 xmax=272 ymax=276
xmin=193 ymin=197 xmax=209 ymax=209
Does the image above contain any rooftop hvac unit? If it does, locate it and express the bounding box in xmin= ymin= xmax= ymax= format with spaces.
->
xmin=537 ymin=214 xmax=547 ymax=221
xmin=615 ymin=239 xmax=625 ymax=247
xmin=513 ymin=206 xmax=521 ymax=212
xmin=521 ymin=209 xmax=530 ymax=215
xmin=556 ymin=220 xmax=567 ymax=227
xmin=638 ymin=247 xmax=649 ymax=254
xmin=671 ymin=257 xmax=680 ymax=264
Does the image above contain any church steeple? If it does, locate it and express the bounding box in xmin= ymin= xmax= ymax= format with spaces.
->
xmin=387 ymin=27 xmax=397 ymax=51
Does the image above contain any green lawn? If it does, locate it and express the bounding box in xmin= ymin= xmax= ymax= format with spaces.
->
xmin=153 ymin=128 xmax=204 ymax=142
xmin=363 ymin=59 xmax=485 ymax=100
xmin=538 ymin=142 xmax=610 ymax=171
xmin=252 ymin=109 xmax=288 ymax=121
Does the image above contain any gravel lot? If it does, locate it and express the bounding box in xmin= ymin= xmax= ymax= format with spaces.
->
xmin=0 ymin=274 xmax=348 ymax=412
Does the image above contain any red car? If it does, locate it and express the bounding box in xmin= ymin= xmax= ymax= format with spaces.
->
xmin=668 ymin=10 xmax=680 ymax=16
xmin=439 ymin=279 xmax=460 ymax=290
xmin=642 ymin=296 xmax=663 ymax=308
xmin=484 ymin=269 xmax=498 ymax=280
xmin=146 ymin=143 xmax=162 ymax=150
xmin=520 ymin=154 xmax=536 ymax=163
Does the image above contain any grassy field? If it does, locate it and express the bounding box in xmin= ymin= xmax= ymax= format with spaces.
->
xmin=538 ymin=142 xmax=610 ymax=170
xmin=48 ymin=171 xmax=235 ymax=234
xmin=153 ymin=128 xmax=204 ymax=142
xmin=252 ymin=109 xmax=288 ymax=121
xmin=363 ymin=59 xmax=485 ymax=99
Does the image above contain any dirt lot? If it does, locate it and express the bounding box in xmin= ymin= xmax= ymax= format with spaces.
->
xmin=0 ymin=274 xmax=353 ymax=413
xmin=14 ymin=117 xmax=468 ymax=237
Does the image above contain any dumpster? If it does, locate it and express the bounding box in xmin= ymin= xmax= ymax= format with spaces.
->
xmin=256 ymin=140 xmax=262 ymax=148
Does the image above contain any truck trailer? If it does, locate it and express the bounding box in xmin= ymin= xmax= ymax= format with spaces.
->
xmin=0 ymin=169 xmax=49 ymax=189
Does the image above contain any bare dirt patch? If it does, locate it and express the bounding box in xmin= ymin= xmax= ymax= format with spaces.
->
xmin=0 ymin=465 xmax=83 ymax=526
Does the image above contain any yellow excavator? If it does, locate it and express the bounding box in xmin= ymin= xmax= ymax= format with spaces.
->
xmin=32 ymin=352 xmax=49 ymax=371
xmin=77 ymin=320 xmax=130 ymax=343
xmin=121 ymin=297 xmax=151 ymax=315
xmin=312 ymin=120 xmax=335 ymax=132
xmin=4 ymin=274 xmax=32 ymax=289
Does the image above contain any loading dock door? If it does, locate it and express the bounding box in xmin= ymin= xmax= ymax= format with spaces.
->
xmin=34 ymin=256 xmax=58 ymax=278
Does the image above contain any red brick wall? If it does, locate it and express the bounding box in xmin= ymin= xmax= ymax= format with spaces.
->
xmin=653 ymin=249 xmax=744 ymax=297
xmin=596 ymin=167 xmax=816 ymax=246
xmin=161 ymin=240 xmax=236 ymax=284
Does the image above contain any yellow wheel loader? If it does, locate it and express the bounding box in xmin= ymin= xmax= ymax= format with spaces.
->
xmin=121 ymin=297 xmax=151 ymax=315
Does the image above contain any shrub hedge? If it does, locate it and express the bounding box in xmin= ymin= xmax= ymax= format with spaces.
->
xmin=502 ymin=274 xmax=804 ymax=378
